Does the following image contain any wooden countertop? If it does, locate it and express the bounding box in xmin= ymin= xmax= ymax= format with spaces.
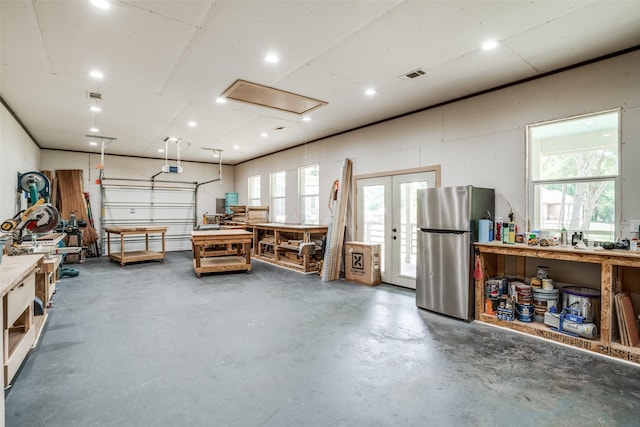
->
xmin=475 ymin=241 xmax=640 ymax=265
xmin=0 ymin=254 xmax=44 ymax=296
xmin=251 ymin=223 xmax=328 ymax=232
xmin=191 ymin=229 xmax=253 ymax=239
xmin=104 ymin=226 xmax=168 ymax=233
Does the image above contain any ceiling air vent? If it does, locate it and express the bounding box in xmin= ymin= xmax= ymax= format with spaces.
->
xmin=88 ymin=91 xmax=102 ymax=100
xmin=399 ymin=68 xmax=427 ymax=80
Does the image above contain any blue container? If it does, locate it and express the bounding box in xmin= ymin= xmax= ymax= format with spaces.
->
xmin=516 ymin=303 xmax=534 ymax=322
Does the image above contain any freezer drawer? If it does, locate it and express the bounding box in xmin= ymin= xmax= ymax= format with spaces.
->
xmin=416 ymin=231 xmax=473 ymax=320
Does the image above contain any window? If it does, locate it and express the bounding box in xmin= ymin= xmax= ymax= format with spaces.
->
xmin=270 ymin=171 xmax=286 ymax=222
xmin=248 ymin=175 xmax=261 ymax=206
xmin=299 ymin=164 xmax=319 ymax=224
xmin=527 ymin=109 xmax=619 ymax=242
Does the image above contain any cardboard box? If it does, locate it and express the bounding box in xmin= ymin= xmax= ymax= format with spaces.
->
xmin=345 ymin=242 xmax=381 ymax=286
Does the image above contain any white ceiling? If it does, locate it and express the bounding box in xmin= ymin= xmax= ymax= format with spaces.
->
xmin=1 ymin=0 xmax=639 ymax=165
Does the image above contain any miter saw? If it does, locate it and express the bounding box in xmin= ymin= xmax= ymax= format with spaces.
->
xmin=1 ymin=172 xmax=60 ymax=244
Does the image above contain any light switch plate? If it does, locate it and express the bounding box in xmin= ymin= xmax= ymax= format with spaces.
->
xmin=630 ymin=220 xmax=640 ymax=232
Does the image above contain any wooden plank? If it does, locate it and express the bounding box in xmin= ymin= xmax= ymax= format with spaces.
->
xmin=621 ymin=295 xmax=640 ymax=346
xmin=55 ymin=170 xmax=99 ymax=247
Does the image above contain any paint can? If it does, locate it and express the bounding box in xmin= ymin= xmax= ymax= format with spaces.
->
xmin=484 ymin=278 xmax=501 ymax=296
xmin=537 ymin=266 xmax=549 ymax=279
xmin=532 ymin=287 xmax=560 ymax=322
xmin=516 ymin=303 xmax=535 ymax=322
xmin=542 ymin=278 xmax=554 ymax=290
xmin=515 ymin=282 xmax=533 ymax=304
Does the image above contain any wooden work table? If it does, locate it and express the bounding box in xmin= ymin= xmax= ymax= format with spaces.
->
xmin=475 ymin=241 xmax=640 ymax=364
xmin=251 ymin=223 xmax=328 ymax=273
xmin=191 ymin=229 xmax=253 ymax=277
xmin=0 ymin=254 xmax=43 ymax=388
xmin=105 ymin=226 xmax=168 ymax=266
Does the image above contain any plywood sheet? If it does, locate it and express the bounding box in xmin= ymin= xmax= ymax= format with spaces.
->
xmin=55 ymin=170 xmax=98 ymax=247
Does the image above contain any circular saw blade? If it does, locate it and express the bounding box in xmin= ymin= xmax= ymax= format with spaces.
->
xmin=19 ymin=172 xmax=48 ymax=193
xmin=27 ymin=205 xmax=60 ymax=234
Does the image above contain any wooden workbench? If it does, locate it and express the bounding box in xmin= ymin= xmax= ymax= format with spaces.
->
xmin=191 ymin=229 xmax=253 ymax=277
xmin=0 ymin=254 xmax=43 ymax=387
xmin=475 ymin=241 xmax=640 ymax=364
xmin=251 ymin=223 xmax=328 ymax=273
xmin=105 ymin=226 xmax=168 ymax=266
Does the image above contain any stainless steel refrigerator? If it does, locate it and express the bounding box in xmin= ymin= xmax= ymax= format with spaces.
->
xmin=416 ymin=186 xmax=495 ymax=321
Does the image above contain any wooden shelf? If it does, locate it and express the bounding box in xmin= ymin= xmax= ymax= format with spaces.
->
xmin=475 ymin=241 xmax=640 ymax=365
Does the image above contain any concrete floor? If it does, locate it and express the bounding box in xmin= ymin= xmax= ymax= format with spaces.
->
xmin=5 ymin=251 xmax=640 ymax=426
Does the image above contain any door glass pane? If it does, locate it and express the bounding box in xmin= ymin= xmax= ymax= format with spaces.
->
xmin=362 ymin=184 xmax=385 ymax=273
xmin=399 ymin=181 xmax=428 ymax=278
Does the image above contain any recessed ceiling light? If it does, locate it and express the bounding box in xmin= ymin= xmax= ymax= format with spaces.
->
xmin=261 ymin=133 xmax=268 ymax=138
xmin=482 ymin=40 xmax=499 ymax=50
xmin=302 ymin=117 xmax=311 ymax=122
xmin=89 ymin=141 xmax=98 ymax=146
xmin=187 ymin=121 xmax=197 ymax=127
xmin=265 ymin=54 xmax=280 ymax=63
xmin=233 ymin=145 xmax=240 ymax=150
xmin=365 ymin=88 xmax=376 ymax=96
xmin=89 ymin=106 xmax=101 ymax=112
xmin=90 ymin=127 xmax=99 ymax=133
xmin=89 ymin=70 xmax=104 ymax=79
xmin=90 ymin=0 xmax=110 ymax=10
xmin=216 ymin=97 xmax=226 ymax=104
xmin=158 ymin=148 xmax=165 ymax=153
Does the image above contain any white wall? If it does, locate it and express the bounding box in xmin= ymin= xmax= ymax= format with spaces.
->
xmin=0 ymin=102 xmax=41 ymax=221
xmin=234 ymin=50 xmax=640 ymax=238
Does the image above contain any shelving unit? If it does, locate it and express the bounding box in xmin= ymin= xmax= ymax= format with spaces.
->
xmin=475 ymin=241 xmax=640 ymax=364
xmin=0 ymin=254 xmax=43 ymax=386
xmin=252 ymin=223 xmax=328 ymax=273
xmin=104 ymin=226 xmax=168 ymax=266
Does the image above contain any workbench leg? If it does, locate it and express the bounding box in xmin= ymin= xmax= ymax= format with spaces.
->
xmin=120 ymin=234 xmax=125 ymax=266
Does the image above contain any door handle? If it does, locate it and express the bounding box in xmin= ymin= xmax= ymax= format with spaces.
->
xmin=392 ymin=228 xmax=397 ymax=232
xmin=393 ymin=236 xmax=397 ymax=240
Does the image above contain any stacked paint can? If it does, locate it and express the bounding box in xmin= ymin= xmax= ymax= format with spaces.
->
xmin=484 ymin=277 xmax=508 ymax=314
xmin=529 ymin=265 xmax=560 ymax=322
xmin=514 ymin=282 xmax=534 ymax=322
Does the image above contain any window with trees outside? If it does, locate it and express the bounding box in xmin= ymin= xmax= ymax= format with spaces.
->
xmin=248 ymin=175 xmax=260 ymax=206
xmin=527 ymin=109 xmax=619 ymax=242
xmin=270 ymin=171 xmax=286 ymax=222
xmin=299 ymin=164 xmax=319 ymax=224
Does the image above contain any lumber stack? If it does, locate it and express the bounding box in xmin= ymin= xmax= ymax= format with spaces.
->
xmin=322 ymin=158 xmax=352 ymax=282
xmin=247 ymin=206 xmax=269 ymax=224
xmin=615 ymin=292 xmax=640 ymax=347
xmin=55 ymin=170 xmax=99 ymax=248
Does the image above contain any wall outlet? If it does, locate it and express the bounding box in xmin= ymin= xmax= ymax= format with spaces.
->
xmin=630 ymin=220 xmax=640 ymax=233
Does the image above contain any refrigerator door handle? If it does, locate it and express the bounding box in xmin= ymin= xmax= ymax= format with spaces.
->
xmin=419 ymin=228 xmax=467 ymax=235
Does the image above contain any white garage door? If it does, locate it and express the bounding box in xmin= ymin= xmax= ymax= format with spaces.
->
xmin=101 ymin=179 xmax=196 ymax=254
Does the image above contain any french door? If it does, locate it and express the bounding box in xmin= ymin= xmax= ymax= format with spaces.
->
xmin=356 ymin=171 xmax=436 ymax=289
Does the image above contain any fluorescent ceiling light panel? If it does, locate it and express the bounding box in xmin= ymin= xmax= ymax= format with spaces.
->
xmin=89 ymin=70 xmax=104 ymax=79
xmin=221 ymin=79 xmax=327 ymax=115
xmin=365 ymin=88 xmax=376 ymax=96
xmin=216 ymin=97 xmax=227 ymax=104
xmin=90 ymin=106 xmax=101 ymax=112
xmin=188 ymin=121 xmax=197 ymax=127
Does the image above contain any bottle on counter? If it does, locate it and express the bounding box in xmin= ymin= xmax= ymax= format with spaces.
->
xmin=571 ymin=232 xmax=578 ymax=246
xmin=561 ymin=227 xmax=568 ymax=245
